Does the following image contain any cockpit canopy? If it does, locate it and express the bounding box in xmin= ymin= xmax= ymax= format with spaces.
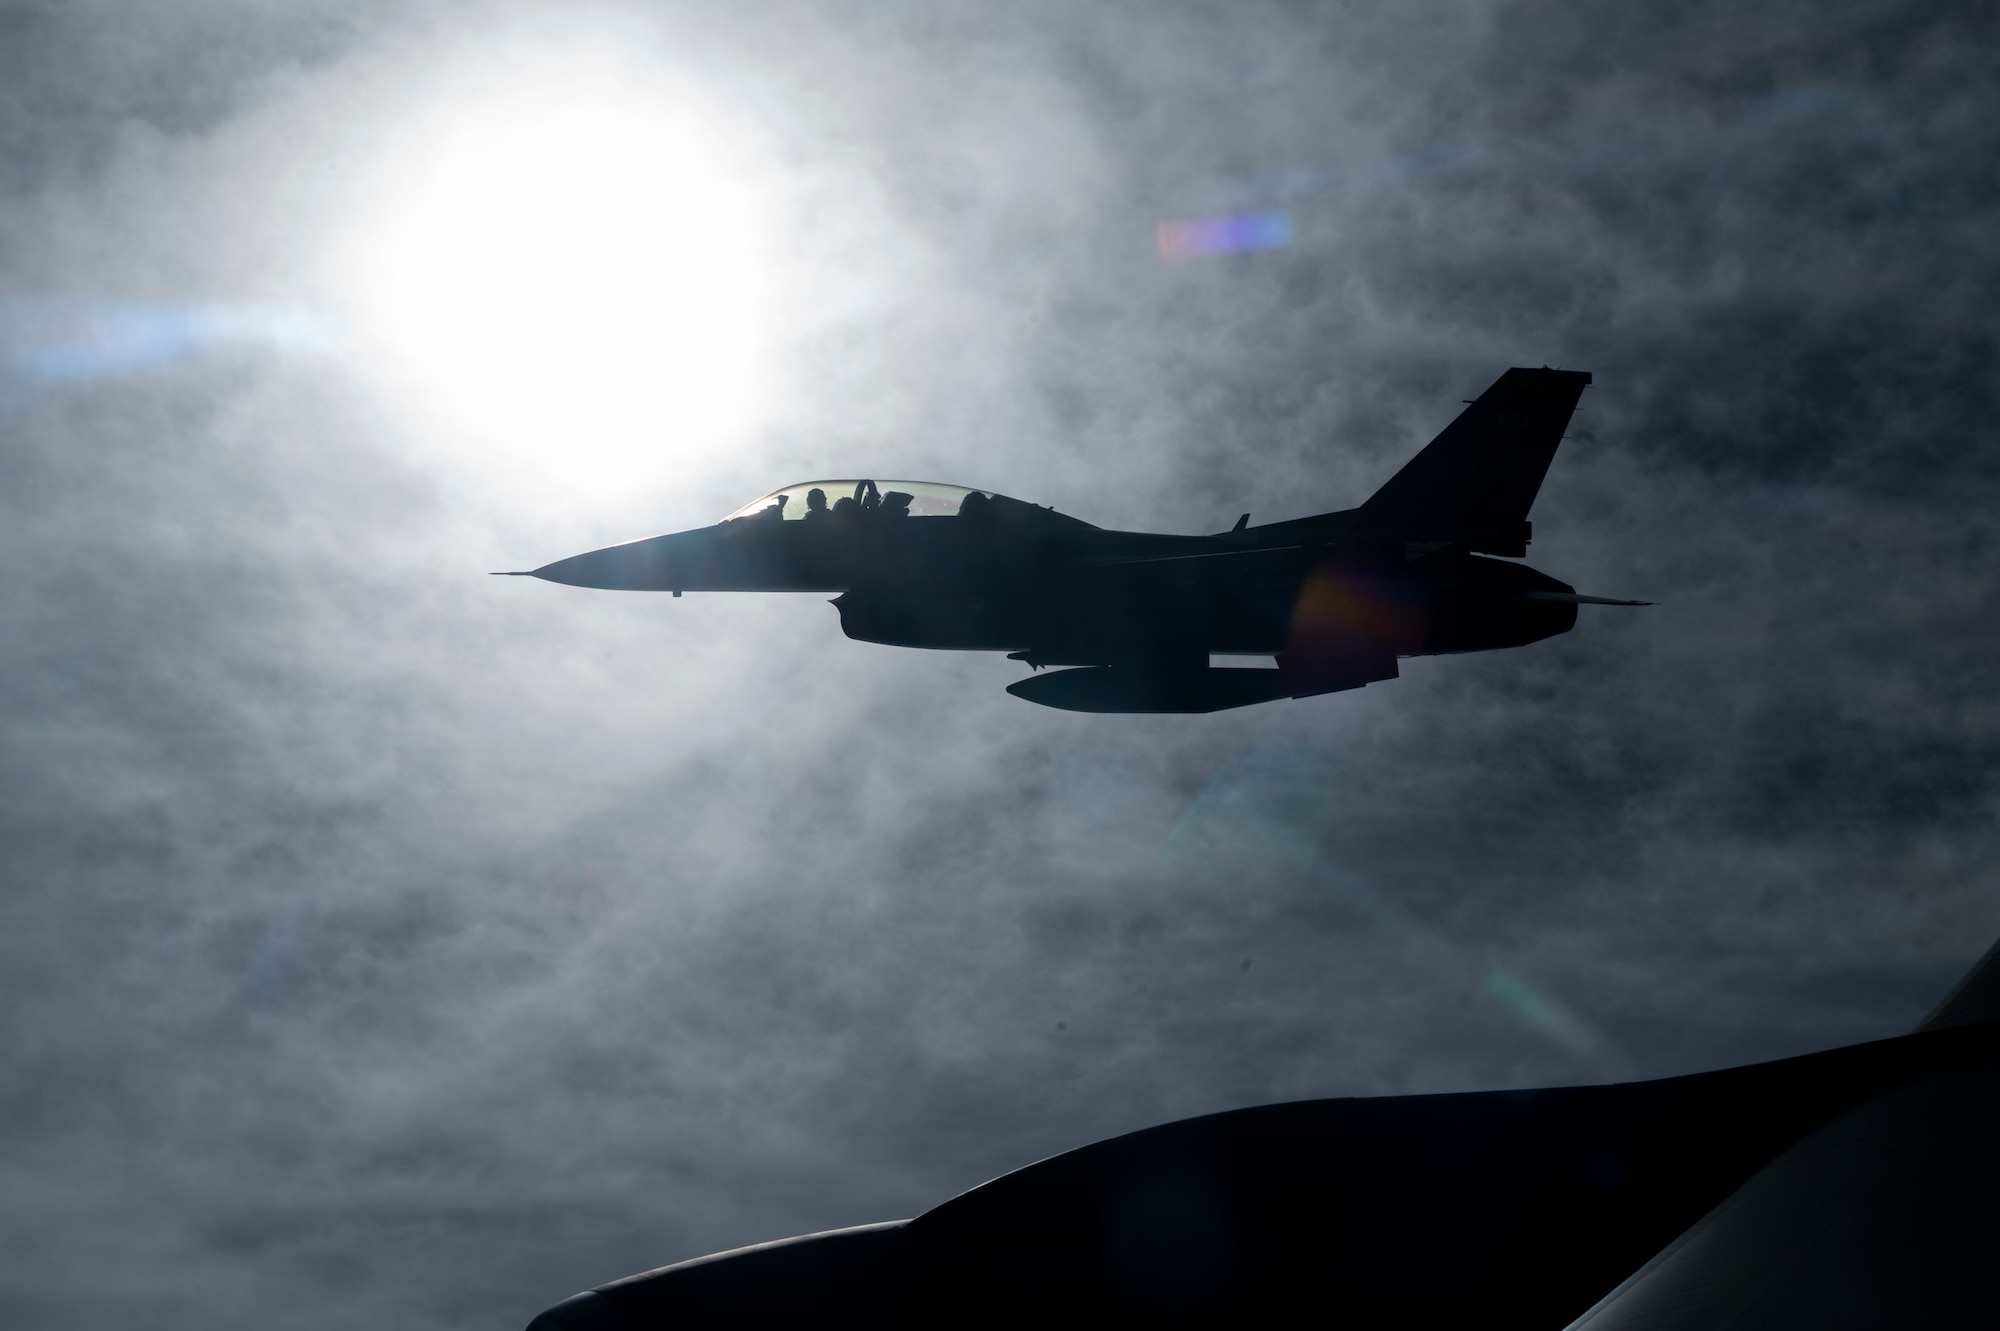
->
xmin=724 ymin=479 xmax=1001 ymax=522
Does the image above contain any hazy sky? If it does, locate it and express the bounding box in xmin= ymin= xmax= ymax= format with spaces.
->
xmin=2 ymin=2 xmax=1997 ymax=1326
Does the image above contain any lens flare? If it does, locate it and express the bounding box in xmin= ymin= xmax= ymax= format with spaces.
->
xmin=1156 ymin=210 xmax=1293 ymax=259
xmin=352 ymin=68 xmax=772 ymax=498
xmin=0 ymin=299 xmax=331 ymax=388
xmin=1284 ymin=568 xmax=1430 ymax=658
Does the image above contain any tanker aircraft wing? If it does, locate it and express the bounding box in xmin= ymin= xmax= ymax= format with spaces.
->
xmin=524 ymin=937 xmax=2000 ymax=1328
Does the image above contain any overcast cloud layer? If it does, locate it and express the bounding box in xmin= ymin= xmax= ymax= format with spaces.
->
xmin=2 ymin=1 xmax=1998 ymax=1326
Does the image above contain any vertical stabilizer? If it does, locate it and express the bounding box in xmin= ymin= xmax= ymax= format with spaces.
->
xmin=1360 ymin=367 xmax=1591 ymax=545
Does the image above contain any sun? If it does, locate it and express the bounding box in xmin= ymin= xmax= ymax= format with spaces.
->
xmin=352 ymin=61 xmax=773 ymax=498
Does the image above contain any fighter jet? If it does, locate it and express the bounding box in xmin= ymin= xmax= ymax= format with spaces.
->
xmin=524 ymin=936 xmax=2000 ymax=1329
xmin=503 ymin=368 xmax=1644 ymax=712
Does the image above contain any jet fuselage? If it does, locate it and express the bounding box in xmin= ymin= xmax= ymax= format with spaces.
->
xmin=512 ymin=367 xmax=1635 ymax=711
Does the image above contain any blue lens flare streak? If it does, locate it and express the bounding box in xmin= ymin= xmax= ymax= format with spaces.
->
xmin=1 ymin=298 xmax=335 ymax=386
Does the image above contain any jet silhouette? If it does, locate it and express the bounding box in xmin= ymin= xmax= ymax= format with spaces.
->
xmin=503 ymin=367 xmax=1644 ymax=711
xmin=524 ymin=935 xmax=2000 ymax=1329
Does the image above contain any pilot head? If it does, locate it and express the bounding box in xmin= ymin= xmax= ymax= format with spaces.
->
xmin=805 ymin=488 xmax=828 ymax=516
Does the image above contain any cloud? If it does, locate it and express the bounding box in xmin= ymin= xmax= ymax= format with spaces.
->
xmin=0 ymin=1 xmax=1996 ymax=1327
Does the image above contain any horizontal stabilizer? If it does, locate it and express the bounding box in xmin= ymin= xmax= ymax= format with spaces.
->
xmin=1520 ymin=591 xmax=1652 ymax=606
xmin=1362 ymin=367 xmax=1591 ymax=541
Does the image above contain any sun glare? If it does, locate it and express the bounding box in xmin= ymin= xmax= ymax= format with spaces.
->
xmin=355 ymin=69 xmax=772 ymax=497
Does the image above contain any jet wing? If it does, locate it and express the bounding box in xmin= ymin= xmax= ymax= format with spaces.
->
xmin=1083 ymin=543 xmax=1309 ymax=574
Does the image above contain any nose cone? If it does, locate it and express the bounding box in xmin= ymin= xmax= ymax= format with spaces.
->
xmin=530 ymin=531 xmax=700 ymax=591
